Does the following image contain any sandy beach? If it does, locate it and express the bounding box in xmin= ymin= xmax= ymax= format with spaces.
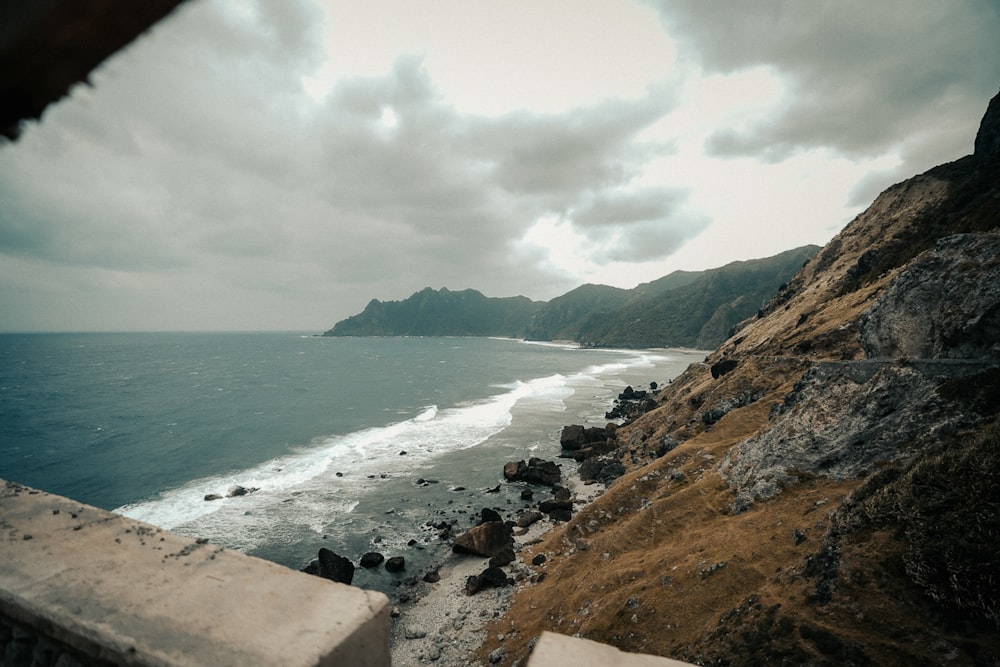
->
xmin=389 ymin=471 xmax=604 ymax=667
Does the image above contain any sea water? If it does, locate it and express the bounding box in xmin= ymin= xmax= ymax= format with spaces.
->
xmin=0 ymin=332 xmax=703 ymax=595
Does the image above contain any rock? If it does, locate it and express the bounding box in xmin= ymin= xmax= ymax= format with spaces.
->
xmin=548 ymin=508 xmax=573 ymax=522
xmin=452 ymin=521 xmax=513 ymax=558
xmin=531 ymin=553 xmax=546 ymax=566
xmin=404 ymin=626 xmax=427 ymax=640
xmin=385 ymin=556 xmax=405 ymax=573
xmin=579 ymin=453 xmax=627 ymax=484
xmin=488 ymin=647 xmax=506 ymax=664
xmin=516 ymin=509 xmax=543 ymax=529
xmin=359 ymin=552 xmax=384 ymax=569
xmin=974 ymin=89 xmax=1000 ymax=159
xmin=226 ymin=485 xmax=257 ymax=497
xmin=711 ymin=358 xmax=738 ymax=378
xmin=423 ymin=568 xmax=441 ymax=583
xmin=538 ymin=499 xmax=572 ymax=514
xmin=520 ymin=489 xmax=534 ymax=500
xmin=559 ymin=424 xmax=586 ymax=450
xmin=316 ymin=548 xmax=354 ymax=585
xmin=489 ymin=545 xmax=516 ymax=568
xmin=858 ymin=232 xmax=1000 ymax=360
xmin=719 ymin=360 xmax=965 ymax=509
xmin=203 ymin=494 xmax=223 ymax=501
xmin=503 ymin=457 xmax=561 ymax=486
xmin=465 ymin=566 xmax=512 ymax=595
xmin=552 ymin=486 xmax=570 ymax=501
xmin=479 ymin=507 xmax=503 ymax=525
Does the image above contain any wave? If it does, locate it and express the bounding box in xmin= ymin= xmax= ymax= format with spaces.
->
xmin=114 ymin=347 xmax=670 ymax=551
xmin=115 ymin=371 xmax=571 ymax=533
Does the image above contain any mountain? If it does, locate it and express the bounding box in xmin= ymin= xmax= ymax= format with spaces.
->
xmin=323 ymin=287 xmax=544 ymax=338
xmin=473 ymin=91 xmax=1000 ymax=665
xmin=528 ymin=246 xmax=819 ymax=348
xmin=325 ymin=247 xmax=818 ymax=348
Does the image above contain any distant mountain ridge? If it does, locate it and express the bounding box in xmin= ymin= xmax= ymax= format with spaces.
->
xmin=525 ymin=246 xmax=819 ymax=348
xmin=324 ymin=245 xmax=820 ymax=348
xmin=324 ymin=287 xmax=544 ymax=338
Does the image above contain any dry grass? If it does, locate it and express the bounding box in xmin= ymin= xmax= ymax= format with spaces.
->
xmin=471 ymin=150 xmax=1000 ymax=665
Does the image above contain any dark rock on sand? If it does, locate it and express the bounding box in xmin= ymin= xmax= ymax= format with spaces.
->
xmin=503 ymin=457 xmax=561 ymax=486
xmin=452 ymin=521 xmax=513 ymax=558
xmin=465 ymin=566 xmax=512 ymax=595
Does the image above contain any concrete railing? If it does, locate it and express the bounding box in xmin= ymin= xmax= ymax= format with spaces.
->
xmin=0 ymin=480 xmax=389 ymax=666
xmin=1 ymin=480 xmax=696 ymax=667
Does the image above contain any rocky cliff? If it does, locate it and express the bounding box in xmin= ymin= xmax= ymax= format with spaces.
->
xmin=477 ymin=91 xmax=1000 ymax=666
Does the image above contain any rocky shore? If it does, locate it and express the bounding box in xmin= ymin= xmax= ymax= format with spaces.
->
xmin=387 ymin=471 xmax=604 ymax=667
xmin=291 ymin=383 xmax=662 ymax=666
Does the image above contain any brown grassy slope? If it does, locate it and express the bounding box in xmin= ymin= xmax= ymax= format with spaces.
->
xmin=476 ymin=97 xmax=1000 ymax=666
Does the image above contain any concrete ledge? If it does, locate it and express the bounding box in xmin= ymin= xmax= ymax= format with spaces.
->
xmin=0 ymin=480 xmax=389 ymax=666
xmin=527 ymin=632 xmax=695 ymax=667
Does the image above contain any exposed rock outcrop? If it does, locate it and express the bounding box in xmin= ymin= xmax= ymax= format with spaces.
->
xmin=857 ymin=232 xmax=1000 ymax=360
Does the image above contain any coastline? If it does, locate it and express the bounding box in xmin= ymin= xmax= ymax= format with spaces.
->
xmin=384 ymin=351 xmax=696 ymax=665
xmin=389 ymin=468 xmax=605 ymax=667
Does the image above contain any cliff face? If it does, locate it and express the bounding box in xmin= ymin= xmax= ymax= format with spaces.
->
xmin=480 ymin=92 xmax=1000 ymax=666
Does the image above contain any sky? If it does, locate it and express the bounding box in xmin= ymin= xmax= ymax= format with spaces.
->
xmin=1 ymin=0 xmax=998 ymax=332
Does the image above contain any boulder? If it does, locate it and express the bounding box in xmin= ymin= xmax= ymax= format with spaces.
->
xmin=548 ymin=508 xmax=573 ymax=522
xmin=580 ymin=455 xmax=626 ymax=484
xmin=503 ymin=457 xmax=561 ymax=486
xmin=479 ymin=507 xmax=503 ymax=525
xmin=316 ymin=548 xmax=354 ymax=585
xmin=516 ymin=509 xmax=544 ymax=529
xmin=559 ymin=424 xmax=586 ymax=450
xmin=538 ymin=499 xmax=572 ymax=515
xmin=452 ymin=521 xmax=513 ymax=557
xmin=384 ymin=556 xmax=405 ymax=573
xmin=359 ymin=552 xmax=384 ymax=569
xmin=464 ymin=566 xmax=512 ymax=595
xmin=489 ymin=545 xmax=516 ymax=568
xmin=711 ymin=358 xmax=738 ymax=379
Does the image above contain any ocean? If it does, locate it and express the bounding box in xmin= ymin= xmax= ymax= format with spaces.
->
xmin=0 ymin=332 xmax=703 ymax=595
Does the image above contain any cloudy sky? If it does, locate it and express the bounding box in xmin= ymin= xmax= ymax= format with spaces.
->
xmin=1 ymin=0 xmax=997 ymax=332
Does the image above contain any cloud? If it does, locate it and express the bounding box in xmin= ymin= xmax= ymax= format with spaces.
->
xmin=0 ymin=1 xmax=680 ymax=329
xmin=649 ymin=0 xmax=1000 ymax=166
xmin=567 ymin=188 xmax=709 ymax=263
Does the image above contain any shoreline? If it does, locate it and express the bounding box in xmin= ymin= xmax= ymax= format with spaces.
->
xmin=388 ymin=468 xmax=605 ymax=666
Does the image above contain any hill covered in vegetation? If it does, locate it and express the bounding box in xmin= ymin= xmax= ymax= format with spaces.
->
xmin=324 ymin=246 xmax=819 ymax=349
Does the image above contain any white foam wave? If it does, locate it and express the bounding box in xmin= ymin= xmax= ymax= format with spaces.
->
xmin=114 ymin=373 xmax=572 ymax=534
